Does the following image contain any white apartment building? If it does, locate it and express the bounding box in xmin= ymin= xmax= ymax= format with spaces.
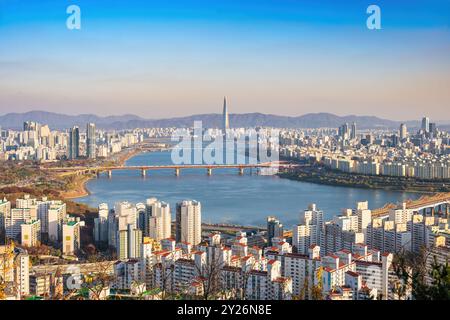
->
xmin=5 ymin=208 xmax=33 ymax=240
xmin=176 ymin=200 xmax=202 ymax=245
xmin=356 ymin=201 xmax=372 ymax=240
xmin=173 ymin=251 xmax=206 ymax=293
xmin=146 ymin=198 xmax=171 ymax=241
xmin=62 ymin=219 xmax=84 ymax=255
xmin=94 ymin=203 xmax=109 ymax=243
xmin=47 ymin=202 xmax=67 ymax=242
xmin=411 ymin=214 xmax=435 ymax=253
xmin=425 ymin=237 xmax=449 ymax=285
xmin=246 ymin=260 xmax=292 ymax=300
xmin=321 ymin=252 xmax=356 ymax=294
xmin=113 ymin=259 xmax=144 ymax=290
xmin=115 ymin=201 xmax=137 ymax=231
xmin=265 ymin=245 xmax=321 ymax=298
xmin=292 ymin=204 xmax=324 ymax=254
xmin=0 ymin=198 xmax=11 ymax=234
xmin=21 ymin=220 xmax=41 ymax=247
xmin=15 ymin=251 xmax=30 ymax=299
xmin=355 ymin=253 xmax=393 ymax=299
xmin=0 ymin=245 xmax=30 ymax=299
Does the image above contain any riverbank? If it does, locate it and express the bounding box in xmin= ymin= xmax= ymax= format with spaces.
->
xmin=278 ymin=165 xmax=450 ymax=194
xmin=60 ymin=174 xmax=93 ymax=199
xmin=58 ymin=146 xmax=144 ymax=200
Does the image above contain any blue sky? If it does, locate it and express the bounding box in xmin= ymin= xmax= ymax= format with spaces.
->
xmin=0 ymin=0 xmax=449 ymax=120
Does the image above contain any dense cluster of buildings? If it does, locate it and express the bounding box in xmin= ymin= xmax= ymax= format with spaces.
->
xmin=0 ymin=121 xmax=144 ymax=162
xmin=280 ymin=117 xmax=450 ymax=180
xmin=1 ymin=192 xmax=450 ymax=300
xmin=0 ymin=195 xmax=84 ymax=255
xmin=95 ymin=195 xmax=450 ymax=301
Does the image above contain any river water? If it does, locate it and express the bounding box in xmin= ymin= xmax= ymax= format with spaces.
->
xmin=76 ymin=151 xmax=420 ymax=227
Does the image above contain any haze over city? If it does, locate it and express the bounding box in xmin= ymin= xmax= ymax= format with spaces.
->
xmin=0 ymin=0 xmax=449 ymax=120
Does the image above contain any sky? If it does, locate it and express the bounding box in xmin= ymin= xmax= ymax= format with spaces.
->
xmin=0 ymin=0 xmax=449 ymax=121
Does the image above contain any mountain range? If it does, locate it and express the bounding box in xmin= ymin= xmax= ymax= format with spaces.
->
xmin=0 ymin=110 xmax=433 ymax=130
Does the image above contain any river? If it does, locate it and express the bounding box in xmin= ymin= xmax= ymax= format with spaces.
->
xmin=76 ymin=151 xmax=421 ymax=227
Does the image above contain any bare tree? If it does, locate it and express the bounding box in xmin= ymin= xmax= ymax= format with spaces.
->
xmin=194 ymin=253 xmax=224 ymax=300
xmin=83 ymin=254 xmax=116 ymax=300
xmin=152 ymin=250 xmax=178 ymax=300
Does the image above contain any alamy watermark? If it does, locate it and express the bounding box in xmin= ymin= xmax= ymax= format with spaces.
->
xmin=367 ymin=5 xmax=381 ymax=30
xmin=65 ymin=4 xmax=381 ymax=31
xmin=171 ymin=121 xmax=280 ymax=174
xmin=65 ymin=264 xmax=82 ymax=290
xmin=66 ymin=4 xmax=81 ymax=30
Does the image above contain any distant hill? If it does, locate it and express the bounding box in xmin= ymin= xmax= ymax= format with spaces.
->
xmin=0 ymin=110 xmax=422 ymax=130
xmin=0 ymin=111 xmax=144 ymax=130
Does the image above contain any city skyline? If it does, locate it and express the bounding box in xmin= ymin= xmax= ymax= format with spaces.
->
xmin=0 ymin=0 xmax=449 ymax=120
xmin=0 ymin=0 xmax=449 ymax=303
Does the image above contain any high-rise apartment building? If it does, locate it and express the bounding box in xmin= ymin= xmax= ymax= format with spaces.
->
xmin=176 ymin=200 xmax=202 ymax=245
xmin=5 ymin=208 xmax=34 ymax=240
xmin=62 ymin=219 xmax=83 ymax=255
xmin=0 ymin=198 xmax=11 ymax=238
xmin=292 ymin=204 xmax=324 ymax=254
xmin=145 ymin=198 xmax=171 ymax=241
xmin=0 ymin=244 xmax=30 ymax=299
xmin=117 ymin=230 xmax=128 ymax=260
xmin=94 ymin=203 xmax=109 ymax=243
xmin=21 ymin=220 xmax=41 ymax=247
xmin=128 ymin=225 xmax=143 ymax=259
xmin=47 ymin=203 xmax=67 ymax=243
xmin=356 ymin=201 xmax=372 ymax=241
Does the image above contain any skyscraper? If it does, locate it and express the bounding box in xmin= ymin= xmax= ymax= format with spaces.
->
xmin=429 ymin=123 xmax=437 ymax=135
xmin=86 ymin=123 xmax=96 ymax=159
xmin=223 ymin=96 xmax=229 ymax=131
xmin=338 ymin=123 xmax=350 ymax=139
xmin=176 ymin=200 xmax=201 ymax=245
xmin=421 ymin=117 xmax=430 ymax=133
xmin=68 ymin=126 xmax=80 ymax=160
xmin=351 ymin=122 xmax=357 ymax=140
xmin=400 ymin=123 xmax=407 ymax=140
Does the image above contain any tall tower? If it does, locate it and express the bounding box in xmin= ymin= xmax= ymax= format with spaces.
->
xmin=351 ymin=122 xmax=357 ymax=140
xmin=86 ymin=123 xmax=96 ymax=159
xmin=421 ymin=117 xmax=430 ymax=133
xmin=68 ymin=126 xmax=80 ymax=160
xmin=400 ymin=123 xmax=407 ymax=140
xmin=223 ymin=96 xmax=229 ymax=131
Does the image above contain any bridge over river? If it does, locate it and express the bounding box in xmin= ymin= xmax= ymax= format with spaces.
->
xmin=42 ymin=161 xmax=298 ymax=177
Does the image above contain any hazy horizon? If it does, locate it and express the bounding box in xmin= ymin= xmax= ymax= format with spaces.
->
xmin=1 ymin=108 xmax=449 ymax=124
xmin=1 ymin=0 xmax=449 ymax=120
